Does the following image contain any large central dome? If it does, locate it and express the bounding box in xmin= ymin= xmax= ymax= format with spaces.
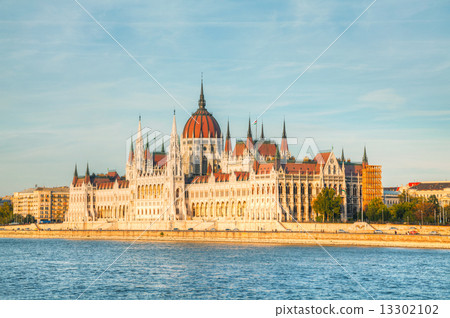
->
xmin=182 ymin=81 xmax=221 ymax=139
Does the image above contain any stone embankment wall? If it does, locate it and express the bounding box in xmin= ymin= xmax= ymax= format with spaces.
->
xmin=1 ymin=228 xmax=449 ymax=249
xmin=5 ymin=221 xmax=448 ymax=235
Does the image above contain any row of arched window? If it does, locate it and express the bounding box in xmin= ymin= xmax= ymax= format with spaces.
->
xmin=192 ymin=201 xmax=246 ymax=218
xmin=137 ymin=184 xmax=164 ymax=199
xmin=97 ymin=205 xmax=128 ymax=219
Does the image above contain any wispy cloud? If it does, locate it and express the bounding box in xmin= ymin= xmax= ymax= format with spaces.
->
xmin=358 ymin=89 xmax=406 ymax=110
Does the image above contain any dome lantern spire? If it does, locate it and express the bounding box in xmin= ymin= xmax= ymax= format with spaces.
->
xmin=198 ymin=74 xmax=206 ymax=109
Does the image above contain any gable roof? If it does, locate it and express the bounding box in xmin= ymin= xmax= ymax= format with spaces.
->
xmin=257 ymin=142 xmax=277 ymax=157
xmin=410 ymin=182 xmax=450 ymax=191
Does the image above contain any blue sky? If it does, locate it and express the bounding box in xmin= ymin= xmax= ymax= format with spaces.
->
xmin=1 ymin=0 xmax=449 ymax=195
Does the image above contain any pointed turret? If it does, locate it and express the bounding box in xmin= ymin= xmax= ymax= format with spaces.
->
xmin=144 ymin=137 xmax=149 ymax=160
xmin=171 ymin=110 xmax=178 ymax=136
xmin=341 ymin=148 xmax=345 ymax=162
xmin=280 ymin=118 xmax=289 ymax=159
xmin=247 ymin=117 xmax=252 ymax=139
xmin=224 ymin=119 xmax=232 ymax=153
xmin=144 ymin=136 xmax=153 ymax=173
xmin=168 ymin=111 xmax=182 ymax=177
xmin=84 ymin=163 xmax=90 ymax=184
xmin=260 ymin=121 xmax=265 ymax=139
xmin=128 ymin=138 xmax=134 ymax=164
xmin=362 ymin=146 xmax=368 ymax=165
xmin=138 ymin=115 xmax=142 ymax=134
xmin=72 ymin=164 xmax=78 ymax=186
xmin=274 ymin=145 xmax=281 ymax=170
xmin=246 ymin=117 xmax=253 ymax=151
xmin=135 ymin=116 xmax=144 ymax=171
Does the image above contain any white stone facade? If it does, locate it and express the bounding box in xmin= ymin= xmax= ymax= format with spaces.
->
xmin=66 ymin=86 xmax=364 ymax=226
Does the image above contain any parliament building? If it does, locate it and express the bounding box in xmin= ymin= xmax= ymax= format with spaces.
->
xmin=66 ymin=81 xmax=379 ymax=228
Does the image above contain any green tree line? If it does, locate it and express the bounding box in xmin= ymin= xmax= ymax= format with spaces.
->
xmin=312 ymin=189 xmax=449 ymax=225
xmin=364 ymin=192 xmax=449 ymax=225
xmin=0 ymin=202 xmax=36 ymax=225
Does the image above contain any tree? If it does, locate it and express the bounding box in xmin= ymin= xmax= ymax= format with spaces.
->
xmin=415 ymin=200 xmax=435 ymax=225
xmin=427 ymin=195 xmax=440 ymax=224
xmin=398 ymin=191 xmax=419 ymax=205
xmin=313 ymin=188 xmax=342 ymax=222
xmin=24 ymin=214 xmax=36 ymax=224
xmin=365 ymin=198 xmax=390 ymax=222
xmin=390 ymin=202 xmax=415 ymax=222
xmin=444 ymin=206 xmax=450 ymax=225
xmin=0 ymin=202 xmax=13 ymax=224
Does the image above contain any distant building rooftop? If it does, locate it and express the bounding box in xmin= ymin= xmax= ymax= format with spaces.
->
xmin=410 ymin=182 xmax=450 ymax=191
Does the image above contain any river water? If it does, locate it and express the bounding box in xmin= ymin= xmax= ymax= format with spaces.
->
xmin=0 ymin=238 xmax=448 ymax=299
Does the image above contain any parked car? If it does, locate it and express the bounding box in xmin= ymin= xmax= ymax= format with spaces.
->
xmin=389 ymin=227 xmax=398 ymax=230
xmin=409 ymin=227 xmax=417 ymax=230
xmin=225 ymin=228 xmax=231 ymax=231
xmin=232 ymin=228 xmax=239 ymax=231
xmin=338 ymin=229 xmax=347 ymax=233
xmin=374 ymin=230 xmax=383 ymax=234
xmin=429 ymin=231 xmax=439 ymax=235
xmin=408 ymin=230 xmax=419 ymax=235
xmin=187 ymin=228 xmax=193 ymax=231
xmin=173 ymin=228 xmax=179 ymax=231
xmin=209 ymin=228 xmax=216 ymax=231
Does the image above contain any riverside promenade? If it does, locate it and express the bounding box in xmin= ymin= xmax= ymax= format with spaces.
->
xmin=1 ymin=223 xmax=449 ymax=249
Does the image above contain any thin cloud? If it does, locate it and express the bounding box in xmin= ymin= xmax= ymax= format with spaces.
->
xmin=358 ymin=89 xmax=406 ymax=110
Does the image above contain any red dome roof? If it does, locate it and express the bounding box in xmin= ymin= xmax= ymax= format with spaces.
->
xmin=182 ymin=81 xmax=221 ymax=139
xmin=183 ymin=108 xmax=221 ymax=138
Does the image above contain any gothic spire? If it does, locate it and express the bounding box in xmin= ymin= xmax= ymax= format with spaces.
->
xmin=128 ymin=137 xmax=134 ymax=164
xmin=280 ymin=118 xmax=289 ymax=157
xmin=247 ymin=117 xmax=252 ymax=139
xmin=246 ymin=117 xmax=253 ymax=151
xmin=137 ymin=116 xmax=142 ymax=140
xmin=72 ymin=164 xmax=78 ymax=186
xmin=362 ymin=146 xmax=368 ymax=164
xmin=161 ymin=140 xmax=165 ymax=153
xmin=171 ymin=110 xmax=177 ymax=136
xmin=224 ymin=119 xmax=232 ymax=153
xmin=341 ymin=148 xmax=345 ymax=162
xmin=274 ymin=145 xmax=281 ymax=169
xmin=260 ymin=121 xmax=265 ymax=139
xmin=84 ymin=163 xmax=90 ymax=184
